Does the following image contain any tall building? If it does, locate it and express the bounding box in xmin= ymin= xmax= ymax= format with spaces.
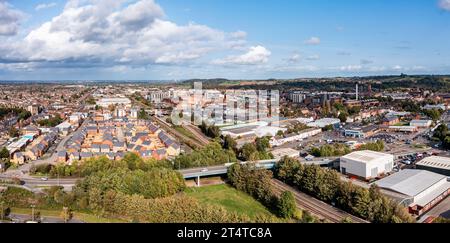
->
xmin=289 ymin=91 xmax=306 ymax=103
xmin=147 ymin=90 xmax=171 ymax=103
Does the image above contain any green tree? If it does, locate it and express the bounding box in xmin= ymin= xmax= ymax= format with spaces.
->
xmin=338 ymin=112 xmax=348 ymax=123
xmin=241 ymin=143 xmax=258 ymax=161
xmin=277 ymin=191 xmax=298 ymax=219
xmin=255 ymin=137 xmax=270 ymax=152
xmin=8 ymin=127 xmax=19 ymax=138
xmin=222 ymin=135 xmax=237 ymax=152
xmin=0 ymin=147 xmax=9 ymax=159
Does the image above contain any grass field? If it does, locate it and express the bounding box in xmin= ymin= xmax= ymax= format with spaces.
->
xmin=186 ymin=184 xmax=274 ymax=219
xmin=173 ymin=126 xmax=198 ymax=141
xmin=11 ymin=207 xmax=126 ymax=223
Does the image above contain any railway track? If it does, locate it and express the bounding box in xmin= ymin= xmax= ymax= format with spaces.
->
xmin=271 ymin=179 xmax=369 ymax=223
xmin=183 ymin=124 xmax=211 ymax=145
xmin=151 ymin=116 xmax=204 ymax=149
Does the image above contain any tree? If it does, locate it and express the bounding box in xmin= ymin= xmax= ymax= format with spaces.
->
xmin=0 ymin=201 xmax=10 ymax=221
xmin=323 ymin=124 xmax=334 ymax=132
xmin=423 ymin=108 xmax=443 ymax=122
xmin=60 ymin=207 xmax=73 ymax=223
xmin=338 ymin=112 xmax=348 ymax=123
xmin=0 ymin=147 xmax=9 ymax=159
xmin=138 ymin=108 xmax=149 ymax=120
xmin=255 ymin=137 xmax=270 ymax=152
xmin=207 ymin=125 xmax=220 ymax=138
xmin=241 ymin=143 xmax=258 ymax=161
xmin=277 ymin=191 xmax=298 ymax=219
xmin=8 ymin=127 xmax=19 ymax=138
xmin=222 ymin=135 xmax=237 ymax=152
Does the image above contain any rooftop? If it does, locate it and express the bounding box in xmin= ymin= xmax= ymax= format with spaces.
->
xmin=416 ymin=156 xmax=450 ymax=171
xmin=341 ymin=150 xmax=393 ymax=163
xmin=374 ymin=169 xmax=448 ymax=198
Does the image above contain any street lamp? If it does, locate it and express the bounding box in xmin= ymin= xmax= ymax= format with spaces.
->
xmin=0 ymin=201 xmax=4 ymax=221
xmin=31 ymin=204 xmax=35 ymax=222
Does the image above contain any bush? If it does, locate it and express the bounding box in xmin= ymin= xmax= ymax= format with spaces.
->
xmin=173 ymin=142 xmax=237 ymax=169
xmin=30 ymin=164 xmax=53 ymax=175
xmin=277 ymin=191 xmax=298 ymax=219
xmin=310 ymin=144 xmax=351 ymax=157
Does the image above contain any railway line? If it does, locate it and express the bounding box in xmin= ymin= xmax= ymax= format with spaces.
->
xmin=183 ymin=124 xmax=211 ymax=145
xmin=271 ymin=179 xmax=369 ymax=223
xmin=151 ymin=116 xmax=205 ymax=149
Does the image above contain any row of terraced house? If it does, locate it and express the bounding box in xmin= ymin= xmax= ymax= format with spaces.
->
xmin=58 ymin=118 xmax=181 ymax=164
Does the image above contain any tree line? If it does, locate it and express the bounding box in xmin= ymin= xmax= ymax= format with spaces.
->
xmin=0 ymin=106 xmax=31 ymax=121
xmin=2 ymin=156 xmax=282 ymax=223
xmin=274 ymin=157 xmax=415 ymax=223
xmin=228 ymin=163 xmax=318 ymax=222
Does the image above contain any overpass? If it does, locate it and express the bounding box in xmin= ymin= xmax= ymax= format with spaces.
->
xmin=180 ymin=159 xmax=278 ymax=187
xmin=0 ymin=157 xmax=338 ymax=189
xmin=179 ymin=157 xmax=338 ymax=186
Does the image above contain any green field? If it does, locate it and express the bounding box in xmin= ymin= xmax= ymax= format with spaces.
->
xmin=186 ymin=184 xmax=274 ymax=219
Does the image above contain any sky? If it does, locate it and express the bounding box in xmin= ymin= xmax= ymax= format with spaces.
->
xmin=0 ymin=0 xmax=450 ymax=80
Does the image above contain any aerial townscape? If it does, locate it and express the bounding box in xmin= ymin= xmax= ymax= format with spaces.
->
xmin=0 ymin=0 xmax=450 ymax=228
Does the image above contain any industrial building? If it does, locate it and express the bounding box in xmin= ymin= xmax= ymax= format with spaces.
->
xmin=307 ymin=118 xmax=340 ymax=129
xmin=270 ymin=128 xmax=322 ymax=147
xmin=416 ymin=156 xmax=450 ymax=176
xmin=343 ymin=125 xmax=379 ymax=138
xmin=388 ymin=126 xmax=418 ymax=133
xmin=410 ymin=120 xmax=432 ymax=128
xmin=97 ymin=97 xmax=131 ymax=108
xmin=375 ymin=169 xmax=450 ymax=216
xmin=340 ymin=150 xmax=394 ymax=180
xmin=271 ymin=148 xmax=300 ymax=160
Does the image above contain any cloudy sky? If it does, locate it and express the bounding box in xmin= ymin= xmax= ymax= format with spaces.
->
xmin=0 ymin=0 xmax=450 ymax=80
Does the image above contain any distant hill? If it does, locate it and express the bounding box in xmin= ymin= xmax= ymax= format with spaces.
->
xmin=180 ymin=75 xmax=450 ymax=92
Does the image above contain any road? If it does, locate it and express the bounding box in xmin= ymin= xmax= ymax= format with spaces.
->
xmin=6 ymin=213 xmax=83 ymax=223
xmin=271 ymin=179 xmax=369 ymax=223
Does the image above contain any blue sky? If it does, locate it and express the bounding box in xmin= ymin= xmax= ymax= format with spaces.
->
xmin=0 ymin=0 xmax=449 ymax=80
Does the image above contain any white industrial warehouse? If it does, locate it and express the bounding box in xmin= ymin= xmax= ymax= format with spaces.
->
xmin=416 ymin=156 xmax=450 ymax=176
xmin=340 ymin=150 xmax=394 ymax=180
xmin=374 ymin=169 xmax=450 ymax=216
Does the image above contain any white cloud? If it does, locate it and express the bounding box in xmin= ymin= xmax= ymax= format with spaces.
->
xmin=304 ymin=37 xmax=321 ymax=45
xmin=272 ymin=65 xmax=318 ymax=72
xmin=339 ymin=65 xmax=362 ymax=71
xmin=287 ymin=53 xmax=301 ymax=63
xmin=35 ymin=2 xmax=57 ymax=11
xmin=212 ymin=45 xmax=271 ymax=65
xmin=306 ymin=54 xmax=320 ymax=61
xmin=0 ymin=0 xmax=254 ymax=69
xmin=393 ymin=65 xmax=403 ymax=71
xmin=438 ymin=0 xmax=450 ymax=11
xmin=0 ymin=1 xmax=24 ymax=36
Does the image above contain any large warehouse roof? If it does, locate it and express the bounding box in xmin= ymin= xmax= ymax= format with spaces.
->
xmin=416 ymin=156 xmax=450 ymax=171
xmin=341 ymin=150 xmax=392 ymax=164
xmin=375 ymin=169 xmax=447 ymax=197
